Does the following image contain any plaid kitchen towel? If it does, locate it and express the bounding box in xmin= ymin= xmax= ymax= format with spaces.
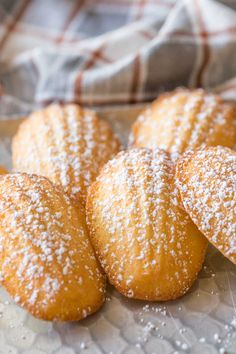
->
xmin=1 ymin=0 xmax=236 ymax=117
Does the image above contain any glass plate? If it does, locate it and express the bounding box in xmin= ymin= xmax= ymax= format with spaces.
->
xmin=0 ymin=106 xmax=235 ymax=354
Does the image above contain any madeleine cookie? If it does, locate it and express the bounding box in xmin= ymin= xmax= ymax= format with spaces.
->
xmin=12 ymin=104 xmax=120 ymax=204
xmin=0 ymin=165 xmax=7 ymax=174
xmin=87 ymin=148 xmax=207 ymax=301
xmin=0 ymin=173 xmax=105 ymax=321
xmin=176 ymin=146 xmax=236 ymax=265
xmin=129 ymin=88 xmax=236 ymax=156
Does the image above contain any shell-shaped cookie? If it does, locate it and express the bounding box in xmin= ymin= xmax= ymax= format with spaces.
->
xmin=86 ymin=148 xmax=207 ymax=301
xmin=0 ymin=165 xmax=7 ymax=174
xmin=0 ymin=173 xmax=105 ymax=321
xmin=129 ymin=88 xmax=236 ymax=156
xmin=12 ymin=104 xmax=121 ymax=204
xmin=176 ymin=146 xmax=236 ymax=265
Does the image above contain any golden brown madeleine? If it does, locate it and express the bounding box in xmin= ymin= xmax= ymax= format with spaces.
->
xmin=0 ymin=173 xmax=105 ymax=321
xmin=12 ymin=104 xmax=121 ymax=204
xmin=129 ymin=88 xmax=236 ymax=156
xmin=0 ymin=165 xmax=7 ymax=174
xmin=86 ymin=148 xmax=207 ymax=301
xmin=176 ymin=146 xmax=236 ymax=265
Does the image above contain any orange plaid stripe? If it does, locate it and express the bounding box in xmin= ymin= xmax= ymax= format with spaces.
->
xmin=0 ymin=0 xmax=31 ymax=51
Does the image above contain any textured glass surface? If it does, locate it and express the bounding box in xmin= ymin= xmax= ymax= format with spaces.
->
xmin=0 ymin=109 xmax=235 ymax=354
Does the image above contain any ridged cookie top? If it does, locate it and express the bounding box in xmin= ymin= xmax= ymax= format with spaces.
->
xmin=129 ymin=88 xmax=236 ymax=156
xmin=176 ymin=146 xmax=236 ymax=264
xmin=12 ymin=104 xmax=121 ymax=204
xmin=87 ymin=148 xmax=207 ymax=301
xmin=0 ymin=173 xmax=105 ymax=321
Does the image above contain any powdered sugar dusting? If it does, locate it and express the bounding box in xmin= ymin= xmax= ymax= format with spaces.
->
xmin=0 ymin=173 xmax=105 ymax=320
xmin=129 ymin=89 xmax=236 ymax=157
xmin=87 ymin=148 xmax=207 ymax=301
xmin=176 ymin=146 xmax=236 ymax=264
xmin=12 ymin=104 xmax=120 ymax=204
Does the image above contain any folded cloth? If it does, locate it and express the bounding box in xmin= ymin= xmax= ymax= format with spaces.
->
xmin=0 ymin=0 xmax=236 ymax=117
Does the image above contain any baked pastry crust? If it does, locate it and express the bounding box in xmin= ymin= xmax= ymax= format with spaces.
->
xmin=176 ymin=146 xmax=236 ymax=265
xmin=0 ymin=165 xmax=7 ymax=174
xmin=12 ymin=104 xmax=121 ymax=204
xmin=129 ymin=88 xmax=236 ymax=156
xmin=0 ymin=173 xmax=106 ymax=321
xmin=87 ymin=148 xmax=207 ymax=301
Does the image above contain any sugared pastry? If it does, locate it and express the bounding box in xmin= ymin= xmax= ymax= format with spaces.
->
xmin=0 ymin=173 xmax=105 ymax=321
xmin=129 ymin=88 xmax=236 ymax=156
xmin=0 ymin=165 xmax=7 ymax=174
xmin=86 ymin=148 xmax=207 ymax=301
xmin=176 ymin=146 xmax=236 ymax=265
xmin=12 ymin=104 xmax=121 ymax=204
